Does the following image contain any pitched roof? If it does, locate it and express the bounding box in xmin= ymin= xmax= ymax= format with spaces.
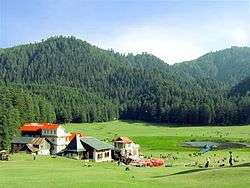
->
xmin=26 ymin=144 xmax=39 ymax=153
xmin=20 ymin=123 xmax=59 ymax=132
xmin=11 ymin=137 xmax=48 ymax=145
xmin=29 ymin=137 xmax=48 ymax=145
xmin=81 ymin=137 xmax=112 ymax=151
xmin=65 ymin=135 xmax=86 ymax=152
xmin=113 ymin=136 xmax=133 ymax=144
xmin=66 ymin=132 xmax=84 ymax=142
xmin=11 ymin=137 xmax=33 ymax=144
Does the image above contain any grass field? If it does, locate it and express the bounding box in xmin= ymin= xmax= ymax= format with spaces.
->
xmin=1 ymin=121 xmax=250 ymax=188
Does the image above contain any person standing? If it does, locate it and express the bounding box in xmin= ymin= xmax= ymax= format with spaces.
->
xmin=229 ymin=151 xmax=233 ymax=166
xmin=32 ymin=152 xmax=37 ymax=160
xmin=205 ymin=157 xmax=210 ymax=168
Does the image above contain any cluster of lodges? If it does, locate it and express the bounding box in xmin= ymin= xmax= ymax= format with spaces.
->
xmin=11 ymin=123 xmax=139 ymax=162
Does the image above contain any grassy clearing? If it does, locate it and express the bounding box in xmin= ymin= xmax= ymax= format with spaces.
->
xmin=64 ymin=120 xmax=250 ymax=141
xmin=64 ymin=120 xmax=250 ymax=152
xmin=1 ymin=153 xmax=250 ymax=188
xmin=1 ymin=120 xmax=250 ymax=188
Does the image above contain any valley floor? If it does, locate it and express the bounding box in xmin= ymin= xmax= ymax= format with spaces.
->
xmin=1 ymin=121 xmax=250 ymax=188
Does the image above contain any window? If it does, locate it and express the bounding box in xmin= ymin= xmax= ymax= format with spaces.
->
xmin=105 ymin=151 xmax=109 ymax=158
xmin=97 ymin=153 xmax=103 ymax=159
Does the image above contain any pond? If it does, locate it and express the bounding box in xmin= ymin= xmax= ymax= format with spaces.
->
xmin=183 ymin=141 xmax=250 ymax=149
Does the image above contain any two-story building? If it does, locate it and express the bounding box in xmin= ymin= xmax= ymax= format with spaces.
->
xmin=19 ymin=123 xmax=69 ymax=154
xmin=113 ymin=136 xmax=139 ymax=160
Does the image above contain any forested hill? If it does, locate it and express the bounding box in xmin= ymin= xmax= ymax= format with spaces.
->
xmin=0 ymin=37 xmax=173 ymax=89
xmin=1 ymin=36 xmax=250 ymax=148
xmin=173 ymin=47 xmax=250 ymax=86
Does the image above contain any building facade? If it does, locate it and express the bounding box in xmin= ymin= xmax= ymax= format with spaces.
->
xmin=19 ymin=123 xmax=69 ymax=154
xmin=11 ymin=137 xmax=50 ymax=155
xmin=58 ymin=136 xmax=113 ymax=162
xmin=113 ymin=137 xmax=139 ymax=160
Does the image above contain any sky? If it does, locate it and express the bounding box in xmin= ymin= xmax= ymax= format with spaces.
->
xmin=1 ymin=0 xmax=250 ymax=64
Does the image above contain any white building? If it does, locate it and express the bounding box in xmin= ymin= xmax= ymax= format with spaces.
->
xmin=20 ymin=123 xmax=69 ymax=154
xmin=41 ymin=126 xmax=69 ymax=154
xmin=81 ymin=137 xmax=113 ymax=162
xmin=113 ymin=137 xmax=139 ymax=159
xmin=58 ymin=136 xmax=113 ymax=162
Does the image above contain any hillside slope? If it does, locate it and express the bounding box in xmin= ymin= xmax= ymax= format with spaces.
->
xmin=0 ymin=36 xmax=249 ymax=127
xmin=173 ymin=47 xmax=250 ymax=86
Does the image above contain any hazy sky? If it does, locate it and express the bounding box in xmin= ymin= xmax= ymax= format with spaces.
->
xmin=1 ymin=0 xmax=250 ymax=64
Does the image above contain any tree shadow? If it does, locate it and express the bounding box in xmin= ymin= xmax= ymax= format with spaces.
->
xmin=119 ymin=119 xmax=249 ymax=128
xmin=151 ymin=168 xmax=209 ymax=178
xmin=233 ymin=162 xmax=250 ymax=167
xmin=151 ymin=163 xmax=250 ymax=178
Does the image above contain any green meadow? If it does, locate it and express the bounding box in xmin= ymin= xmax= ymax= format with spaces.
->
xmin=1 ymin=121 xmax=250 ymax=188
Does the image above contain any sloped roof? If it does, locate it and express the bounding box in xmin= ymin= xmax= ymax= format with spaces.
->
xmin=11 ymin=137 xmax=48 ymax=145
xmin=11 ymin=137 xmax=33 ymax=144
xmin=66 ymin=132 xmax=84 ymax=142
xmin=29 ymin=137 xmax=48 ymax=145
xmin=81 ymin=137 xmax=112 ymax=151
xmin=65 ymin=135 xmax=86 ymax=152
xmin=113 ymin=136 xmax=133 ymax=144
xmin=20 ymin=123 xmax=59 ymax=132
xmin=26 ymin=144 xmax=39 ymax=152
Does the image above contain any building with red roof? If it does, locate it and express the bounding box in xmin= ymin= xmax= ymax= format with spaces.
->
xmin=20 ymin=123 xmax=59 ymax=136
xmin=19 ymin=123 xmax=69 ymax=154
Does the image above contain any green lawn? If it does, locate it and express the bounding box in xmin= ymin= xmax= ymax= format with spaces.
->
xmin=64 ymin=120 xmax=250 ymax=141
xmin=64 ymin=120 xmax=250 ymax=153
xmin=1 ymin=120 xmax=250 ymax=188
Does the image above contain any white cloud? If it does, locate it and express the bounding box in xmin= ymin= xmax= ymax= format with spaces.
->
xmin=230 ymin=28 xmax=250 ymax=45
xmin=100 ymin=24 xmax=204 ymax=64
xmin=89 ymin=9 xmax=250 ymax=65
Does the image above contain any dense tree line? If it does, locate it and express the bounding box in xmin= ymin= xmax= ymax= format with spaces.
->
xmin=0 ymin=36 xmax=249 ymax=149
xmin=229 ymin=76 xmax=250 ymax=97
xmin=22 ymin=84 xmax=119 ymax=123
xmin=0 ymin=82 xmax=56 ymax=149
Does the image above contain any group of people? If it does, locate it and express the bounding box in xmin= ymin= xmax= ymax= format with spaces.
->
xmin=205 ymin=151 xmax=233 ymax=168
